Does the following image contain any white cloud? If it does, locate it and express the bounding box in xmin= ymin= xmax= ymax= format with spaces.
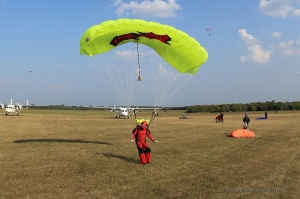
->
xmin=114 ymin=49 xmax=138 ymax=62
xmin=116 ymin=49 xmax=136 ymax=57
xmin=271 ymin=32 xmax=282 ymax=38
xmin=113 ymin=0 xmax=123 ymax=6
xmin=294 ymin=7 xmax=300 ymax=15
xmin=238 ymin=29 xmax=271 ymax=64
xmin=259 ymin=0 xmax=300 ymax=17
xmin=279 ymin=36 xmax=300 ymax=55
xmin=113 ymin=0 xmax=182 ymax=18
xmin=51 ymin=84 xmax=61 ymax=92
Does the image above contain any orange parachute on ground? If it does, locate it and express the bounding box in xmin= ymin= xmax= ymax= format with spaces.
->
xmin=229 ymin=129 xmax=255 ymax=138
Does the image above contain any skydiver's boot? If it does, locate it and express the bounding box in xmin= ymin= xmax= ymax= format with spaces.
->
xmin=139 ymin=153 xmax=146 ymax=164
xmin=145 ymin=147 xmax=151 ymax=163
xmin=145 ymin=152 xmax=151 ymax=163
xmin=139 ymin=148 xmax=146 ymax=164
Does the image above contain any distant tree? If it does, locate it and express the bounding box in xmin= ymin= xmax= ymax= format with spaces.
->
xmin=221 ymin=105 xmax=230 ymax=112
xmin=248 ymin=104 xmax=257 ymax=111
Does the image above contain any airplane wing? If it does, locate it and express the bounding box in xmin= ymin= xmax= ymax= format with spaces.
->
xmin=85 ymin=105 xmax=161 ymax=111
xmin=127 ymin=107 xmax=162 ymax=111
xmin=85 ymin=105 xmax=118 ymax=112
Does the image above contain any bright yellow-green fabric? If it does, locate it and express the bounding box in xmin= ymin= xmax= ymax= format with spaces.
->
xmin=80 ymin=18 xmax=208 ymax=75
xmin=135 ymin=119 xmax=151 ymax=124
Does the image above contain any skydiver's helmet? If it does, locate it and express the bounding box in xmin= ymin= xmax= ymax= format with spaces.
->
xmin=140 ymin=121 xmax=148 ymax=129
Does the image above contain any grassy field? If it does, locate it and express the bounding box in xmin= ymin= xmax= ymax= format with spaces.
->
xmin=0 ymin=109 xmax=299 ymax=199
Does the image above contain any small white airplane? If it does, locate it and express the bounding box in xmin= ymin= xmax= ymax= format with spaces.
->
xmin=88 ymin=105 xmax=161 ymax=119
xmin=0 ymin=99 xmax=29 ymax=116
xmin=110 ymin=106 xmax=131 ymax=119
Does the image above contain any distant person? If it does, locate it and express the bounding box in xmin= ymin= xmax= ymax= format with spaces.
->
xmin=215 ymin=115 xmax=222 ymax=123
xmin=220 ymin=112 xmax=224 ymax=122
xmin=131 ymin=121 xmax=157 ymax=165
xmin=243 ymin=114 xmax=250 ymax=129
xmin=265 ymin=111 xmax=268 ymax=119
xmin=180 ymin=113 xmax=188 ymax=119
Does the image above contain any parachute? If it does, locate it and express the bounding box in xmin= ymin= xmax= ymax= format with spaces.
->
xmin=256 ymin=117 xmax=267 ymax=120
xmin=80 ymin=18 xmax=208 ymax=75
xmin=206 ymin=28 xmax=213 ymax=36
xmin=229 ymin=129 xmax=255 ymax=138
xmin=80 ymin=19 xmax=208 ymax=126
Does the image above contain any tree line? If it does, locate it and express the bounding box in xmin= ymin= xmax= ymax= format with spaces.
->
xmin=28 ymin=100 xmax=300 ymax=113
xmin=185 ymin=100 xmax=300 ymax=113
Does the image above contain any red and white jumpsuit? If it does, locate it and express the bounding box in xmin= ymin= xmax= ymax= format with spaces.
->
xmin=131 ymin=125 xmax=156 ymax=164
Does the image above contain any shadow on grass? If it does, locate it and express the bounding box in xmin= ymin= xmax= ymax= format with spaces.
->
xmin=100 ymin=152 xmax=139 ymax=164
xmin=223 ymin=133 xmax=232 ymax=137
xmin=13 ymin=139 xmax=113 ymax=145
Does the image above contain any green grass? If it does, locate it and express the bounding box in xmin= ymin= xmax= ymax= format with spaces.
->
xmin=0 ymin=109 xmax=299 ymax=198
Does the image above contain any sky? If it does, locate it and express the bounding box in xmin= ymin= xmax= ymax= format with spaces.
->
xmin=1 ymin=0 xmax=300 ymax=107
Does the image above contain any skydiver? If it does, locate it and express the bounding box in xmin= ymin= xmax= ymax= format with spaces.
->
xmin=243 ymin=114 xmax=250 ymax=129
xmin=131 ymin=120 xmax=157 ymax=165
xmin=219 ymin=112 xmax=224 ymax=122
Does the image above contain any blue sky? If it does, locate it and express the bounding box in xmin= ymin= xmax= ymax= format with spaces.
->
xmin=1 ymin=0 xmax=300 ymax=107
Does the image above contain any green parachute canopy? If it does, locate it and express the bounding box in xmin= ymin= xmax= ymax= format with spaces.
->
xmin=80 ymin=18 xmax=208 ymax=75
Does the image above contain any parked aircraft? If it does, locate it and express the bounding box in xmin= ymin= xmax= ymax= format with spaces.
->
xmin=89 ymin=105 xmax=160 ymax=119
xmin=0 ymin=99 xmax=28 ymax=116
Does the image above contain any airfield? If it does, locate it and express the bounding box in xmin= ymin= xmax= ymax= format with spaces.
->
xmin=1 ymin=109 xmax=299 ymax=198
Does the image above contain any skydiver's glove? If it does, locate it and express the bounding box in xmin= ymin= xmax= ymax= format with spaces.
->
xmin=154 ymin=140 xmax=158 ymax=143
xmin=130 ymin=139 xmax=134 ymax=142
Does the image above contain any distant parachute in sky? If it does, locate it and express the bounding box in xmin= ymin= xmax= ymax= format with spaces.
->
xmin=206 ymin=28 xmax=213 ymax=36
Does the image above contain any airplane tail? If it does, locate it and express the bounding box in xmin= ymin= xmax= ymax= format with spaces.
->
xmin=0 ymin=103 xmax=5 ymax=110
xmin=16 ymin=100 xmax=29 ymax=110
xmin=25 ymin=100 xmax=29 ymax=109
xmin=110 ymin=105 xmax=116 ymax=112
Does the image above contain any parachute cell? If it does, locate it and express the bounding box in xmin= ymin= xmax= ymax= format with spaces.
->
xmin=80 ymin=18 xmax=208 ymax=75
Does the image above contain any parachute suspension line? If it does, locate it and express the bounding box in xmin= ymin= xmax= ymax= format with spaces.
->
xmin=87 ymin=57 xmax=120 ymax=99
xmin=137 ymin=43 xmax=142 ymax=81
xmin=92 ymin=55 xmax=125 ymax=105
xmin=87 ymin=45 xmax=137 ymax=108
xmin=149 ymin=50 xmax=171 ymax=107
xmin=149 ymin=51 xmax=194 ymax=107
xmin=111 ymin=45 xmax=136 ymax=106
xmin=115 ymin=44 xmax=137 ymax=106
xmin=152 ymin=111 xmax=159 ymax=140
xmin=155 ymin=69 xmax=178 ymax=107
xmin=160 ymin=75 xmax=193 ymax=107
xmin=147 ymin=48 xmax=173 ymax=107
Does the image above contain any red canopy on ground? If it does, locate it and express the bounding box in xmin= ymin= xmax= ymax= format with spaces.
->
xmin=229 ymin=129 xmax=255 ymax=138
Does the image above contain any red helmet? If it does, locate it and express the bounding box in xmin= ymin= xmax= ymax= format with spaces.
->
xmin=141 ymin=121 xmax=148 ymax=127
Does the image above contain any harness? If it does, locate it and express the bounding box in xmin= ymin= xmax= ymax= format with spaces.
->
xmin=133 ymin=126 xmax=150 ymax=142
